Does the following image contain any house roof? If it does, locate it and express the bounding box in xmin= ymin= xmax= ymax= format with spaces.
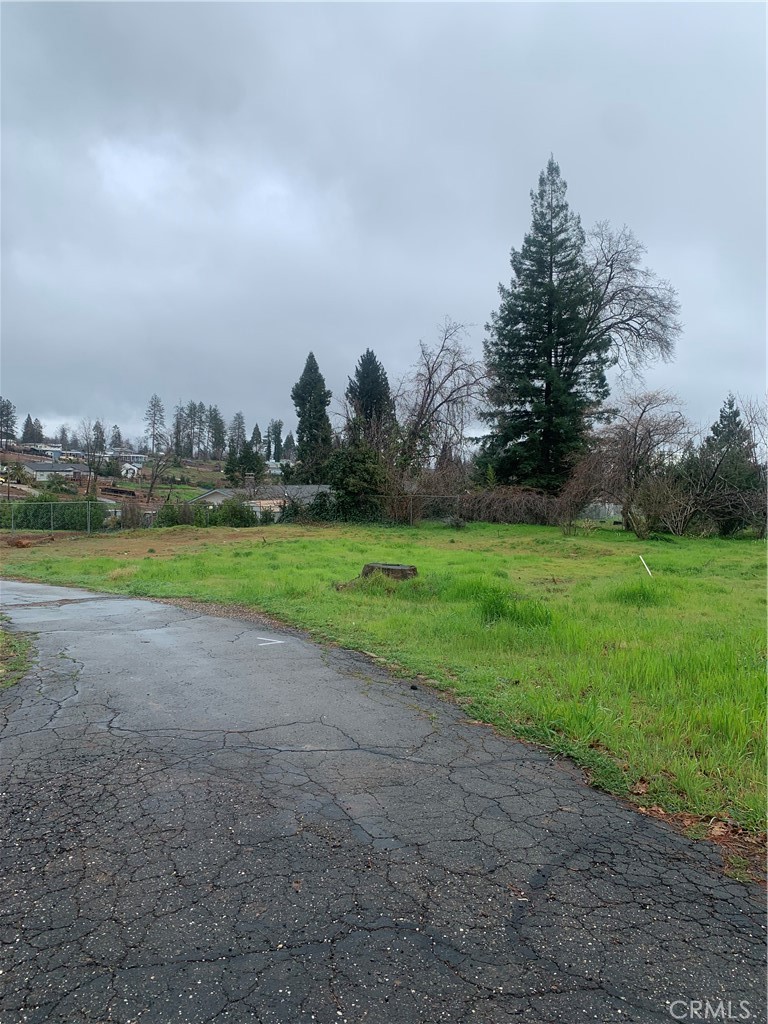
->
xmin=24 ymin=462 xmax=90 ymax=474
xmin=252 ymin=484 xmax=331 ymax=501
xmin=188 ymin=484 xmax=331 ymax=504
xmin=187 ymin=488 xmax=236 ymax=503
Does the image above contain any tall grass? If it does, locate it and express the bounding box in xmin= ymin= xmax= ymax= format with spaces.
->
xmin=2 ymin=522 xmax=765 ymax=831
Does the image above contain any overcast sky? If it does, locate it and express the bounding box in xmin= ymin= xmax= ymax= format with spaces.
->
xmin=2 ymin=2 xmax=765 ymax=446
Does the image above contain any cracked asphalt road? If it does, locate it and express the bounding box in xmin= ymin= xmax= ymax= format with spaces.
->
xmin=0 ymin=581 xmax=764 ymax=1024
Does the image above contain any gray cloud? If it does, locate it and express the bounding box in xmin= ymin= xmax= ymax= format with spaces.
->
xmin=2 ymin=2 xmax=764 ymax=442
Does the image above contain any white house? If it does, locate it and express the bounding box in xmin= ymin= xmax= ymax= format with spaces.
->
xmin=23 ymin=462 xmax=90 ymax=482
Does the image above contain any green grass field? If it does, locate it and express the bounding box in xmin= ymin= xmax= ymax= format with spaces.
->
xmin=2 ymin=522 xmax=765 ymax=832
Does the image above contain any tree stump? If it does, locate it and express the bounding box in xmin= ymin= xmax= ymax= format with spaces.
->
xmin=361 ymin=563 xmax=417 ymax=581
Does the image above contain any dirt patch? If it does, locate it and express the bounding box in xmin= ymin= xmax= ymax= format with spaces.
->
xmin=636 ymin=805 xmax=766 ymax=885
xmin=5 ymin=534 xmax=56 ymax=549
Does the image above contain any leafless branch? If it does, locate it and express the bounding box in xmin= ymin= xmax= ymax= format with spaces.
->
xmin=585 ymin=222 xmax=682 ymax=377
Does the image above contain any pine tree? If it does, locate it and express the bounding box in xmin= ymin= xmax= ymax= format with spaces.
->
xmin=346 ymin=350 xmax=393 ymax=423
xmin=182 ymin=400 xmax=199 ymax=458
xmin=223 ymin=438 xmax=265 ymax=486
xmin=58 ymin=425 xmax=70 ymax=450
xmin=0 ymin=398 xmax=17 ymax=448
xmin=267 ymin=419 xmax=284 ymax=462
xmin=21 ymin=414 xmax=35 ymax=444
xmin=702 ymin=395 xmax=754 ymax=467
xmin=110 ymin=424 xmax=123 ymax=449
xmin=250 ymin=423 xmax=262 ymax=453
xmin=291 ymin=353 xmax=333 ymax=483
xmin=223 ymin=441 xmax=240 ymax=486
xmin=229 ymin=412 xmax=247 ymax=458
xmin=208 ymin=406 xmax=227 ymax=460
xmin=144 ymin=394 xmax=166 ymax=454
xmin=698 ymin=395 xmax=762 ymax=535
xmin=172 ymin=405 xmax=185 ymax=457
xmin=283 ymin=432 xmax=297 ymax=461
xmin=481 ymin=158 xmax=611 ymax=492
xmin=93 ymin=420 xmax=106 ymax=453
xmin=239 ymin=439 xmax=265 ymax=484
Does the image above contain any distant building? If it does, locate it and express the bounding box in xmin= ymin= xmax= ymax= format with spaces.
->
xmin=24 ymin=462 xmax=90 ymax=482
xmin=188 ymin=484 xmax=331 ymax=520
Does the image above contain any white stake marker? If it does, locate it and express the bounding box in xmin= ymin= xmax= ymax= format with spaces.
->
xmin=639 ymin=555 xmax=653 ymax=578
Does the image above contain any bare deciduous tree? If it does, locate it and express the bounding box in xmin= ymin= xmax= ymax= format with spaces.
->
xmin=736 ymin=393 xmax=768 ymax=465
xmin=585 ymin=223 xmax=682 ymax=376
xmin=396 ymin=318 xmax=485 ymax=476
xmin=79 ymin=419 xmax=106 ymax=488
xmin=595 ymin=390 xmax=689 ymax=534
xmin=146 ymin=433 xmax=175 ymax=502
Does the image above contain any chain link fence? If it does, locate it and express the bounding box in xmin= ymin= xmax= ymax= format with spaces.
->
xmin=1 ymin=500 xmax=108 ymax=533
xmin=0 ymin=488 xmax=576 ymax=533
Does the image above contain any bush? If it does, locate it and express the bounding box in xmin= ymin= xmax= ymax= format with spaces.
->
xmin=217 ymin=498 xmax=258 ymax=527
xmin=155 ymin=502 xmax=180 ymax=527
xmin=156 ymin=501 xmax=194 ymax=527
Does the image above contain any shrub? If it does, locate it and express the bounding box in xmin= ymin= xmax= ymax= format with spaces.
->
xmin=217 ymin=498 xmax=258 ymax=527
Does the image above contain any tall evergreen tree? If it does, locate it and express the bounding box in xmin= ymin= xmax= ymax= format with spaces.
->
xmin=698 ymin=395 xmax=763 ymax=535
xmin=239 ymin=439 xmax=265 ymax=484
xmin=291 ymin=353 xmax=333 ymax=483
xmin=0 ymin=398 xmax=17 ymax=448
xmin=110 ymin=424 xmax=123 ymax=449
xmin=195 ymin=402 xmax=208 ymax=457
xmin=223 ymin=438 xmax=265 ymax=486
xmin=480 ymin=158 xmax=610 ymax=492
xmin=93 ymin=420 xmax=106 ymax=452
xmin=172 ymin=405 xmax=186 ymax=457
xmin=702 ymin=395 xmax=754 ymax=468
xmin=144 ymin=394 xmax=166 ymax=454
xmin=21 ymin=414 xmax=35 ymax=444
xmin=223 ymin=441 xmax=240 ymax=486
xmin=229 ymin=412 xmax=247 ymax=458
xmin=267 ymin=419 xmax=284 ymax=462
xmin=345 ymin=349 xmax=395 ymax=453
xmin=182 ymin=400 xmax=199 ymax=458
xmin=208 ymin=406 xmax=227 ymax=460
xmin=283 ymin=431 xmax=297 ymax=461
xmin=58 ymin=425 xmax=70 ymax=450
xmin=250 ymin=423 xmax=262 ymax=453
xmin=346 ymin=350 xmax=393 ymax=426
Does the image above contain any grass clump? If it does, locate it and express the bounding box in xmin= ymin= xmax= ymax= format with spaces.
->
xmin=608 ymin=579 xmax=672 ymax=607
xmin=478 ymin=588 xmax=552 ymax=628
xmin=0 ymin=623 xmax=33 ymax=689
